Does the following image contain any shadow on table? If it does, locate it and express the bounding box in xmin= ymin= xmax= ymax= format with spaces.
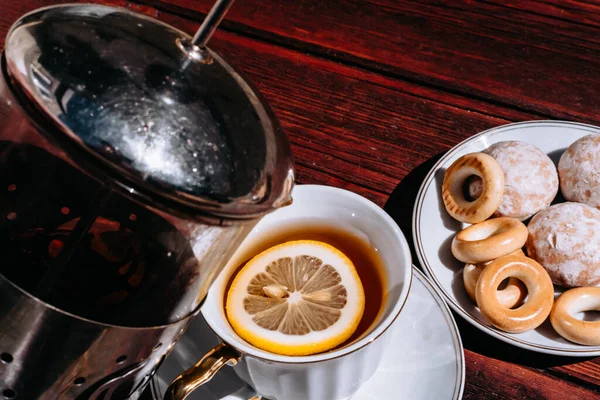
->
xmin=383 ymin=153 xmax=591 ymax=369
xmin=453 ymin=315 xmax=591 ymax=368
xmin=384 ymin=152 xmax=444 ymax=267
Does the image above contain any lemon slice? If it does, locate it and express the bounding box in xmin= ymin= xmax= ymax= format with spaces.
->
xmin=226 ymin=240 xmax=365 ymax=356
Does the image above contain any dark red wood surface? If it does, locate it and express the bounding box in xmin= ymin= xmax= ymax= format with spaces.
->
xmin=2 ymin=1 xmax=600 ymax=399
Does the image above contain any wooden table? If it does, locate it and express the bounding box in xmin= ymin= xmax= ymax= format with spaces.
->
xmin=2 ymin=1 xmax=600 ymax=398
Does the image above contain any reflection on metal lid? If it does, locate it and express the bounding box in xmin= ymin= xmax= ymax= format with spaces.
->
xmin=4 ymin=4 xmax=294 ymax=220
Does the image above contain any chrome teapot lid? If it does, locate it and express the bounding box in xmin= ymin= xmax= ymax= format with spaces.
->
xmin=3 ymin=3 xmax=294 ymax=220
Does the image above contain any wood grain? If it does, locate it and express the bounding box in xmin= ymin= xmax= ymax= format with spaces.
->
xmin=453 ymin=312 xmax=600 ymax=393
xmin=481 ymin=0 xmax=600 ymax=27
xmin=551 ymin=360 xmax=600 ymax=391
xmin=465 ymin=350 xmax=600 ymax=399
xmin=141 ymin=0 xmax=600 ymax=124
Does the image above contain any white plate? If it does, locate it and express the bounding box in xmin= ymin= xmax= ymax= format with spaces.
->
xmin=148 ymin=268 xmax=465 ymax=400
xmin=413 ymin=120 xmax=600 ymax=357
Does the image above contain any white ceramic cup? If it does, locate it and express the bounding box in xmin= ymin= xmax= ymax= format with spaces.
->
xmin=165 ymin=185 xmax=413 ymax=400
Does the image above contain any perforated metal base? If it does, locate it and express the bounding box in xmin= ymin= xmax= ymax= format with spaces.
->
xmin=0 ymin=274 xmax=198 ymax=399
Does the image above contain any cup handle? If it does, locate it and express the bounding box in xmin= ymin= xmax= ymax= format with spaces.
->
xmin=163 ymin=343 xmax=242 ymax=400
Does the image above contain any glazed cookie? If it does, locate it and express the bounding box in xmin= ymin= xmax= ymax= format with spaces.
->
xmin=469 ymin=141 xmax=558 ymax=220
xmin=558 ymin=134 xmax=600 ymax=209
xmin=525 ymin=202 xmax=600 ymax=288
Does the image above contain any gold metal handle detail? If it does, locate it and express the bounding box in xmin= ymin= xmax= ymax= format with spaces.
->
xmin=163 ymin=343 xmax=241 ymax=400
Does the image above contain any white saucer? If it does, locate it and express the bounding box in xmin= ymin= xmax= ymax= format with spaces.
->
xmin=148 ymin=267 xmax=465 ymax=400
xmin=413 ymin=120 xmax=600 ymax=357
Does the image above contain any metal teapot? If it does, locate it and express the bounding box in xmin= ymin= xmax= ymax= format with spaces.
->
xmin=0 ymin=2 xmax=294 ymax=398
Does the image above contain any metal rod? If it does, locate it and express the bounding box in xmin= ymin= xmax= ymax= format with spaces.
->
xmin=192 ymin=0 xmax=236 ymax=48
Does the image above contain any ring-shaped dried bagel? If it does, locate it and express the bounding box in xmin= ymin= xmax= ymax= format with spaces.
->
xmin=452 ymin=217 xmax=528 ymax=264
xmin=442 ymin=152 xmax=505 ymax=223
xmin=551 ymin=287 xmax=600 ymax=346
xmin=475 ymin=255 xmax=554 ymax=333
xmin=463 ymin=250 xmax=527 ymax=309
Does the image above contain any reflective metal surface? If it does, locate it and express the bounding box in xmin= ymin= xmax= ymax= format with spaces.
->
xmin=0 ymin=3 xmax=295 ymax=399
xmin=0 ymin=66 xmax=257 ymax=326
xmin=0 ymin=271 xmax=196 ymax=400
xmin=5 ymin=4 xmax=294 ymax=221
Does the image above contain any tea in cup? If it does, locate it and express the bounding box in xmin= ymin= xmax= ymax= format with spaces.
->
xmin=165 ymin=185 xmax=412 ymax=400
